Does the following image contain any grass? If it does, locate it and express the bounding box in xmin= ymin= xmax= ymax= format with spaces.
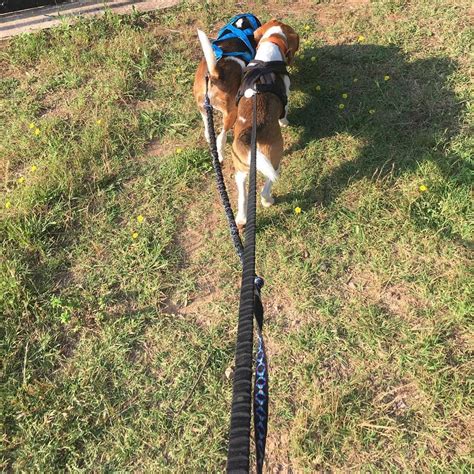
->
xmin=1 ymin=0 xmax=472 ymax=471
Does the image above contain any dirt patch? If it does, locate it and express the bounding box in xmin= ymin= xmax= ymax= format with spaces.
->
xmin=162 ymin=184 xmax=233 ymax=326
xmin=345 ymin=269 xmax=428 ymax=320
xmin=265 ymin=291 xmax=308 ymax=332
xmin=380 ymin=283 xmax=421 ymax=319
xmin=319 ymin=354 xmax=352 ymax=387
xmin=314 ymin=0 xmax=369 ymax=27
xmin=265 ymin=430 xmax=293 ymax=473
xmin=40 ymin=89 xmax=78 ymax=119
xmin=145 ymin=138 xmax=175 ymax=157
xmin=373 ymin=381 xmax=432 ymax=418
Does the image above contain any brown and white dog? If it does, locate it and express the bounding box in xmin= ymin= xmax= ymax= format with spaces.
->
xmin=232 ymin=20 xmax=299 ymax=227
xmin=193 ymin=18 xmax=258 ymax=162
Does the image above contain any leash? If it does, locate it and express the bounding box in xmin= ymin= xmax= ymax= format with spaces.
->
xmin=236 ymin=60 xmax=288 ymax=119
xmin=203 ymin=77 xmax=244 ymax=262
xmin=203 ymin=77 xmax=268 ymax=473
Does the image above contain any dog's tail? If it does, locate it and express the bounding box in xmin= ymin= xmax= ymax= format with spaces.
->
xmin=251 ymin=150 xmax=278 ymax=182
xmin=197 ymin=29 xmax=217 ymax=77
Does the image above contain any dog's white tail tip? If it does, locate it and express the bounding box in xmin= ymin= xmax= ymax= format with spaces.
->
xmin=197 ymin=29 xmax=217 ymax=76
xmin=253 ymin=150 xmax=278 ymax=182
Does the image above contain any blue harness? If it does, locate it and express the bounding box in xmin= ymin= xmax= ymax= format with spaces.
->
xmin=211 ymin=13 xmax=261 ymax=64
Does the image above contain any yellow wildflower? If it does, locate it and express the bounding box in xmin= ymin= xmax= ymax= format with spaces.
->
xmin=315 ymin=85 xmax=321 ymax=91
xmin=338 ymin=103 xmax=345 ymax=110
xmin=176 ymin=148 xmax=183 ymax=154
xmin=30 ymin=165 xmax=37 ymax=172
xmin=304 ymin=25 xmax=310 ymax=31
xmin=17 ymin=176 xmax=25 ymax=184
xmin=357 ymin=35 xmax=365 ymax=43
xmin=34 ymin=128 xmax=40 ymax=136
xmin=96 ymin=119 xmax=102 ymax=125
xmin=342 ymin=93 xmax=348 ymax=99
xmin=294 ymin=207 xmax=302 ymax=214
xmin=384 ymin=75 xmax=390 ymax=81
xmin=29 ymin=122 xmax=35 ymax=129
xmin=136 ymin=215 xmax=144 ymax=223
xmin=5 ymin=201 xmax=11 ymax=209
xmin=419 ymin=184 xmax=428 ymax=192
xmin=132 ymin=231 xmax=139 ymax=239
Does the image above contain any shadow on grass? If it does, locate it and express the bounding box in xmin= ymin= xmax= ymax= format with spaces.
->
xmin=265 ymin=44 xmax=466 ymax=236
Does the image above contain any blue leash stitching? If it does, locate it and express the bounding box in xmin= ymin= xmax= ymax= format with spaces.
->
xmin=253 ymin=275 xmax=268 ymax=473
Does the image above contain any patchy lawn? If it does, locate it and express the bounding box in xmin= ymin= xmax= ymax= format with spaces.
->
xmin=1 ymin=0 xmax=472 ymax=471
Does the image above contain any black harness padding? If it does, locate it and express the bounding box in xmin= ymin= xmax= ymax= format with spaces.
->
xmin=236 ymin=60 xmax=288 ymax=118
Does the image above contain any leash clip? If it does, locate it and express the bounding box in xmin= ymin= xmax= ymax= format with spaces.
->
xmin=254 ymin=276 xmax=264 ymax=292
xmin=204 ymin=74 xmax=212 ymax=110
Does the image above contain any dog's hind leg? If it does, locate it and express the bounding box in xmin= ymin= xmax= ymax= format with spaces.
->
xmin=261 ymin=164 xmax=280 ymax=207
xmin=216 ymin=129 xmax=227 ymax=162
xmin=200 ymin=109 xmax=211 ymax=143
xmin=216 ymin=110 xmax=237 ymax=162
xmin=261 ymin=179 xmax=275 ymax=207
xmin=235 ymin=170 xmax=248 ymax=228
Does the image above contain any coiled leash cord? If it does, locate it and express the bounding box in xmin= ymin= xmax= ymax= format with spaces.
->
xmin=204 ymin=76 xmax=268 ymax=474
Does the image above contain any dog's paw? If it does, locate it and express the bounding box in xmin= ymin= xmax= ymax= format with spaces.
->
xmin=279 ymin=118 xmax=289 ymax=127
xmin=236 ymin=214 xmax=247 ymax=228
xmin=261 ymin=195 xmax=275 ymax=207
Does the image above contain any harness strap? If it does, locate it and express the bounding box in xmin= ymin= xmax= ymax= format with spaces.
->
xmin=212 ymin=13 xmax=261 ymax=64
xmin=258 ymin=35 xmax=289 ymax=58
xmin=236 ymin=60 xmax=289 ymax=118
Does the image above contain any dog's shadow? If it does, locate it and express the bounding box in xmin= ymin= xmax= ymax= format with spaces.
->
xmin=264 ymin=43 xmax=465 ymax=238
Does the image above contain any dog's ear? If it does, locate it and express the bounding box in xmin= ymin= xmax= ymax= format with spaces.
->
xmin=285 ymin=31 xmax=300 ymax=65
xmin=253 ymin=24 xmax=265 ymax=43
xmin=254 ymin=19 xmax=279 ymax=43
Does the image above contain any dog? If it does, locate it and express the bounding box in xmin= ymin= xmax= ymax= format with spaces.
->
xmin=231 ymin=19 xmax=299 ymax=227
xmin=193 ymin=14 xmax=261 ymax=162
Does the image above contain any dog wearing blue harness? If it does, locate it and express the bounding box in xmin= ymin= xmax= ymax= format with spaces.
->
xmin=193 ymin=14 xmax=261 ymax=162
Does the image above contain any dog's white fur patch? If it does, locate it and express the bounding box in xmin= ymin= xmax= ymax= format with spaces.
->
xmin=235 ymin=18 xmax=244 ymax=28
xmin=255 ymin=27 xmax=286 ymax=62
xmin=261 ymin=25 xmax=284 ymax=40
xmin=261 ymin=178 xmax=275 ymax=207
xmin=200 ymin=111 xmax=210 ymax=142
xmin=235 ymin=171 xmax=248 ymax=226
xmin=216 ymin=129 xmax=227 ymax=162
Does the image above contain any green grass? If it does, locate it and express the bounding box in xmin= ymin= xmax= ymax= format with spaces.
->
xmin=1 ymin=0 xmax=472 ymax=471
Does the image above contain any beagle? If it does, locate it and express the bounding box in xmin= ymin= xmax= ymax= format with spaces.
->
xmin=231 ymin=20 xmax=300 ymax=227
xmin=193 ymin=14 xmax=261 ymax=162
